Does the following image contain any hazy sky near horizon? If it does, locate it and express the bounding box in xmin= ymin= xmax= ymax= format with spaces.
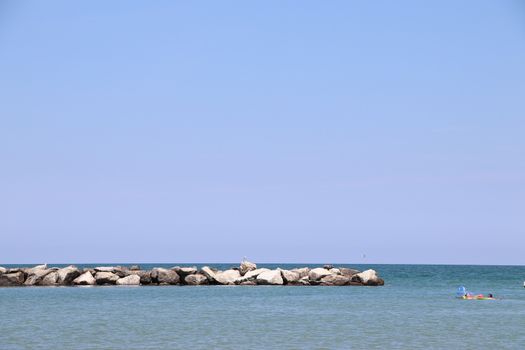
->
xmin=1 ymin=1 xmax=524 ymax=264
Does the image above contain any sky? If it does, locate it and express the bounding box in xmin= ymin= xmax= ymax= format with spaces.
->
xmin=1 ymin=1 xmax=524 ymax=265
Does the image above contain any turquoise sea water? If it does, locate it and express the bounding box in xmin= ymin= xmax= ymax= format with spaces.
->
xmin=1 ymin=264 xmax=524 ymax=349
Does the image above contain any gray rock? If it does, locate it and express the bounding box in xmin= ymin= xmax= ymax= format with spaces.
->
xmin=57 ymin=266 xmax=81 ymax=285
xmin=130 ymin=265 xmax=141 ymax=271
xmin=95 ymin=271 xmax=119 ymax=285
xmin=133 ymin=270 xmax=152 ymax=284
xmin=214 ymin=269 xmax=241 ymax=285
xmin=239 ymin=259 xmax=257 ymax=275
xmin=308 ymin=268 xmax=332 ymax=281
xmin=116 ymin=275 xmax=141 ymax=285
xmin=323 ymin=264 xmax=334 ymax=270
xmin=280 ymin=269 xmax=300 ymax=284
xmin=151 ymin=268 xmax=180 ymax=285
xmin=95 ymin=266 xmax=127 ymax=278
xmin=0 ymin=271 xmax=25 ymax=286
xmin=172 ymin=266 xmax=198 ymax=278
xmin=24 ymin=268 xmax=54 ymax=286
xmin=73 ymin=271 xmax=96 ymax=285
xmin=340 ymin=268 xmax=360 ymax=278
xmin=184 ymin=273 xmax=209 ymax=285
xmin=40 ymin=271 xmax=59 ymax=286
xmin=256 ymin=270 xmax=284 ymax=285
xmin=320 ymin=274 xmax=350 ymax=286
xmin=240 ymin=280 xmax=257 ymax=286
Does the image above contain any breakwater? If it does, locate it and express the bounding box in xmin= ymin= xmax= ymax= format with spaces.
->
xmin=0 ymin=260 xmax=384 ymax=287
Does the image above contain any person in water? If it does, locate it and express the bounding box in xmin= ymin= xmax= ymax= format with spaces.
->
xmin=488 ymin=293 xmax=493 ymax=298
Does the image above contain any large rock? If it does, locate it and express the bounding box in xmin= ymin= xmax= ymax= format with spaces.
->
xmin=172 ymin=266 xmax=198 ymax=278
xmin=354 ymin=269 xmax=384 ymax=286
xmin=201 ymin=266 xmax=218 ymax=282
xmin=256 ymin=270 xmax=284 ymax=285
xmin=0 ymin=266 xmax=7 ymax=274
xmin=185 ymin=273 xmax=209 ymax=285
xmin=214 ymin=269 xmax=241 ymax=285
xmin=132 ymin=270 xmax=152 ymax=284
xmin=95 ymin=266 xmax=127 ymax=278
xmin=0 ymin=271 xmax=25 ymax=286
xmin=73 ymin=271 xmax=96 ymax=285
xmin=40 ymin=271 xmax=59 ymax=286
xmin=151 ymin=268 xmax=180 ymax=285
xmin=116 ymin=275 xmax=141 ymax=285
xmin=329 ymin=268 xmax=341 ymax=275
xmin=129 ymin=265 xmax=141 ymax=271
xmin=340 ymin=268 xmax=360 ymax=278
xmin=95 ymin=271 xmax=120 ymax=285
xmin=24 ymin=268 xmax=54 ymax=286
xmin=243 ymin=268 xmax=270 ymax=279
xmin=308 ymin=268 xmax=332 ymax=281
xmin=239 ymin=259 xmax=257 ymax=275
xmin=280 ymin=269 xmax=300 ymax=284
xmin=320 ymin=274 xmax=350 ymax=286
xmin=291 ymin=267 xmax=310 ymax=278
xmin=57 ymin=266 xmax=81 ymax=285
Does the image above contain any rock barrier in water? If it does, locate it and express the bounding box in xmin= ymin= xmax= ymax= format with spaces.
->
xmin=0 ymin=260 xmax=384 ymax=287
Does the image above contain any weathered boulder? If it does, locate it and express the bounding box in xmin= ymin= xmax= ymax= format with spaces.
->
xmin=0 ymin=271 xmax=25 ymax=286
xmin=329 ymin=268 xmax=341 ymax=275
xmin=323 ymin=264 xmax=334 ymax=270
xmin=354 ymin=269 xmax=384 ymax=286
xmin=95 ymin=266 xmax=127 ymax=278
xmin=308 ymin=268 xmax=332 ymax=281
xmin=130 ymin=265 xmax=141 ymax=271
xmin=320 ymin=274 xmax=350 ymax=286
xmin=340 ymin=268 xmax=360 ymax=278
xmin=201 ymin=266 xmax=218 ymax=282
xmin=184 ymin=273 xmax=209 ymax=285
xmin=239 ymin=259 xmax=257 ymax=275
xmin=95 ymin=271 xmax=119 ymax=285
xmin=243 ymin=268 xmax=270 ymax=280
xmin=116 ymin=275 xmax=141 ymax=285
xmin=214 ymin=269 xmax=241 ymax=285
xmin=57 ymin=266 xmax=81 ymax=285
xmin=256 ymin=270 xmax=284 ymax=285
xmin=24 ymin=268 xmax=54 ymax=286
xmin=0 ymin=266 xmax=7 ymax=274
xmin=291 ymin=267 xmax=310 ymax=278
xmin=73 ymin=271 xmax=96 ymax=285
xmin=151 ymin=268 xmax=180 ymax=285
xmin=132 ymin=270 xmax=152 ymax=284
xmin=172 ymin=266 xmax=198 ymax=278
xmin=40 ymin=271 xmax=59 ymax=286
xmin=280 ymin=269 xmax=300 ymax=284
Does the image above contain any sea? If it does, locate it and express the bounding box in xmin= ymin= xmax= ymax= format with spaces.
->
xmin=1 ymin=264 xmax=524 ymax=349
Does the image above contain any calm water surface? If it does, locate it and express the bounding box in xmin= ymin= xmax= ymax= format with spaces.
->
xmin=1 ymin=264 xmax=524 ymax=349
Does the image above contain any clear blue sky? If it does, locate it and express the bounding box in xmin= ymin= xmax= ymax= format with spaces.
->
xmin=1 ymin=1 xmax=524 ymax=264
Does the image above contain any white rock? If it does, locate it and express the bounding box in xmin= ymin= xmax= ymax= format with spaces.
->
xmin=244 ymin=268 xmax=270 ymax=279
xmin=355 ymin=269 xmax=383 ymax=285
xmin=291 ymin=267 xmax=310 ymax=278
xmin=239 ymin=259 xmax=257 ymax=275
xmin=73 ymin=271 xmax=96 ymax=285
xmin=201 ymin=266 xmax=218 ymax=282
xmin=308 ymin=268 xmax=332 ymax=281
xmin=256 ymin=270 xmax=284 ymax=285
xmin=280 ymin=269 xmax=300 ymax=283
xmin=116 ymin=275 xmax=141 ymax=285
xmin=214 ymin=269 xmax=241 ymax=285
